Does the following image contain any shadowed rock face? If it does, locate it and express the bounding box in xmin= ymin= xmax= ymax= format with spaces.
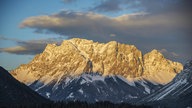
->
xmin=29 ymin=72 xmax=162 ymax=102
xmin=11 ymin=38 xmax=182 ymax=85
xmin=0 ymin=66 xmax=49 ymax=106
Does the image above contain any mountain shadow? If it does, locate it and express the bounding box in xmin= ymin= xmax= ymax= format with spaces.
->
xmin=0 ymin=66 xmax=50 ymax=107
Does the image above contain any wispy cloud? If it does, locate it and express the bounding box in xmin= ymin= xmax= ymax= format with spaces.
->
xmin=0 ymin=35 xmax=20 ymax=42
xmin=0 ymin=36 xmax=65 ymax=55
xmin=159 ymin=49 xmax=180 ymax=59
xmin=91 ymin=0 xmax=182 ymax=13
xmin=91 ymin=0 xmax=122 ymax=12
xmin=63 ymin=0 xmax=77 ymax=3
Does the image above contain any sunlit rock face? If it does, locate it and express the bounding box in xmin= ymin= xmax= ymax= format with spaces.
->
xmin=143 ymin=49 xmax=183 ymax=84
xmin=11 ymin=38 xmax=183 ymax=85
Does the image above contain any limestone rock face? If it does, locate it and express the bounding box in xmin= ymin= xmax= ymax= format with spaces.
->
xmin=142 ymin=49 xmax=183 ymax=84
xmin=11 ymin=38 xmax=183 ymax=85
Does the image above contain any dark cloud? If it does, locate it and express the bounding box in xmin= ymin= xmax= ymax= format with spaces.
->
xmin=91 ymin=0 xmax=192 ymax=30
xmin=91 ymin=0 xmax=184 ymax=13
xmin=91 ymin=0 xmax=172 ymax=12
xmin=63 ymin=0 xmax=77 ymax=3
xmin=91 ymin=0 xmax=122 ymax=12
xmin=20 ymin=10 xmax=184 ymax=39
xmin=0 ymin=37 xmax=65 ymax=55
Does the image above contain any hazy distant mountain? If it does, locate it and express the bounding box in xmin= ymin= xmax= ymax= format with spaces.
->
xmin=10 ymin=38 xmax=183 ymax=102
xmin=137 ymin=60 xmax=192 ymax=107
xmin=0 ymin=66 xmax=49 ymax=106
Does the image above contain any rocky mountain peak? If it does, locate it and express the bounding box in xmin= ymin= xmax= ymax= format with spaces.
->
xmin=144 ymin=49 xmax=164 ymax=60
xmin=11 ymin=38 xmax=183 ymax=85
xmin=150 ymin=49 xmax=161 ymax=54
xmin=142 ymin=49 xmax=183 ymax=84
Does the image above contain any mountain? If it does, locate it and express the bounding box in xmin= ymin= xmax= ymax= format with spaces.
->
xmin=0 ymin=66 xmax=49 ymax=106
xmin=11 ymin=38 xmax=182 ymax=85
xmin=10 ymin=38 xmax=183 ymax=102
xmin=137 ymin=60 xmax=192 ymax=107
xmin=29 ymin=72 xmax=162 ymax=102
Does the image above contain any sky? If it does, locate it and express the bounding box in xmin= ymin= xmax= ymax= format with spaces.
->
xmin=0 ymin=0 xmax=192 ymax=71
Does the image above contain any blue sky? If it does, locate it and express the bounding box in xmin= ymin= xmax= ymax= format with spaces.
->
xmin=0 ymin=0 xmax=192 ymax=70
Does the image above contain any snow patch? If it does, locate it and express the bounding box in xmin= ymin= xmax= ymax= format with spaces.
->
xmin=110 ymin=76 xmax=118 ymax=83
xmin=118 ymin=75 xmax=135 ymax=87
xmin=97 ymin=88 xmax=101 ymax=93
xmin=35 ymin=83 xmax=47 ymax=91
xmin=80 ymin=79 xmax=86 ymax=85
xmin=81 ymin=73 xmax=105 ymax=83
xmin=78 ymin=89 xmax=83 ymax=94
xmin=67 ymin=93 xmax=74 ymax=99
xmin=46 ymin=92 xmax=51 ymax=98
xmin=65 ymin=77 xmax=71 ymax=84
xmin=91 ymin=75 xmax=105 ymax=82
xmin=128 ymin=95 xmax=138 ymax=99
xmin=152 ymin=79 xmax=187 ymax=101
xmin=140 ymin=81 xmax=150 ymax=94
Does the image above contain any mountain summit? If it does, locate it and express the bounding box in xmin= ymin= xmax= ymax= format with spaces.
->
xmin=11 ymin=38 xmax=182 ymax=85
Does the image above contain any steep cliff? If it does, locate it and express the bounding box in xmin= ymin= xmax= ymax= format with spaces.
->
xmin=11 ymin=38 xmax=183 ymax=85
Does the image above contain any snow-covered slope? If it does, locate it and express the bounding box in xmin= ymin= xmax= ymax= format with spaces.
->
xmin=137 ymin=60 xmax=192 ymax=107
xmin=29 ymin=72 xmax=162 ymax=102
xmin=11 ymin=38 xmax=182 ymax=85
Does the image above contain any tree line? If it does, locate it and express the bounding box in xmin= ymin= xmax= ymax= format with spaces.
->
xmin=0 ymin=101 xmax=150 ymax=108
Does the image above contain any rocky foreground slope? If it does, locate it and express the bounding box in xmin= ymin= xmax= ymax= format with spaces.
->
xmin=0 ymin=66 xmax=49 ymax=106
xmin=11 ymin=38 xmax=183 ymax=85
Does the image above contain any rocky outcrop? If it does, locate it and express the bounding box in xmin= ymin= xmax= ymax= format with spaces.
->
xmin=11 ymin=38 xmax=183 ymax=85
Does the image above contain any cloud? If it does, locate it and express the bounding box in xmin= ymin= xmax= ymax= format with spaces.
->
xmin=91 ymin=0 xmax=183 ymax=13
xmin=110 ymin=34 xmax=116 ymax=37
xmin=0 ymin=46 xmax=39 ymax=55
xmin=20 ymin=10 xmax=185 ymax=42
xmin=91 ymin=0 xmax=192 ymax=28
xmin=0 ymin=35 xmax=20 ymax=41
xmin=0 ymin=37 xmax=64 ymax=55
xmin=159 ymin=49 xmax=180 ymax=59
xmin=63 ymin=0 xmax=77 ymax=3
xmin=91 ymin=0 xmax=122 ymax=12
